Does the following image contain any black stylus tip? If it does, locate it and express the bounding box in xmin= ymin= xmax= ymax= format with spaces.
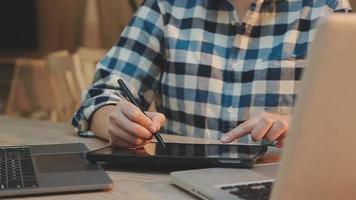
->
xmin=154 ymin=133 xmax=167 ymax=151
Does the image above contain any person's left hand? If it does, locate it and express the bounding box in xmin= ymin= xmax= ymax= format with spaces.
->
xmin=220 ymin=112 xmax=291 ymax=148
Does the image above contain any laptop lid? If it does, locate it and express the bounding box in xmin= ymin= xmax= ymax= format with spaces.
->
xmin=271 ymin=14 xmax=356 ymax=200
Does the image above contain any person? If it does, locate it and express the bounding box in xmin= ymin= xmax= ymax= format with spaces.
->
xmin=72 ymin=0 xmax=351 ymax=148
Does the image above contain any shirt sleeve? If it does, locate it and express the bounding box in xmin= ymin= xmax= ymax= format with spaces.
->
xmin=72 ymin=0 xmax=166 ymax=137
xmin=332 ymin=0 xmax=352 ymax=12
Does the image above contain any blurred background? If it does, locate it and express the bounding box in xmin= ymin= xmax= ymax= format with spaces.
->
xmin=0 ymin=0 xmax=142 ymax=122
xmin=0 ymin=0 xmax=354 ymax=123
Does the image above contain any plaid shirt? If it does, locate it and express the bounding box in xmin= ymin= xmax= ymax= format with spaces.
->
xmin=72 ymin=0 xmax=351 ymax=141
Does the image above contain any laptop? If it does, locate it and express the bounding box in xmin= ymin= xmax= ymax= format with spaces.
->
xmin=170 ymin=14 xmax=356 ymax=200
xmin=0 ymin=143 xmax=112 ymax=198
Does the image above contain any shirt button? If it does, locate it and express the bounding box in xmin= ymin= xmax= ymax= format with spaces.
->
xmin=231 ymin=63 xmax=238 ymax=70
xmin=227 ymin=106 xmax=234 ymax=114
xmin=246 ymin=25 xmax=252 ymax=32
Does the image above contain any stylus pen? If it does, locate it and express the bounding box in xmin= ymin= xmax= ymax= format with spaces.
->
xmin=118 ymin=79 xmax=167 ymax=150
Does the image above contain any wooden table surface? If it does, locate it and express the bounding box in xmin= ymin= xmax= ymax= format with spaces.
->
xmin=0 ymin=116 xmax=280 ymax=200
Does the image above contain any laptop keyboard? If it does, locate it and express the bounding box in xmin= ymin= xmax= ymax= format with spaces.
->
xmin=0 ymin=146 xmax=38 ymax=190
xmin=220 ymin=181 xmax=274 ymax=200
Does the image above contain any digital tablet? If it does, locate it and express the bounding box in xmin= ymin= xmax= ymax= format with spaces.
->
xmin=86 ymin=143 xmax=268 ymax=170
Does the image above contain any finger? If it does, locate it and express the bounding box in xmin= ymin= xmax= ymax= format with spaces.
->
xmin=275 ymin=141 xmax=283 ymax=148
xmin=111 ymin=134 xmax=151 ymax=149
xmin=276 ymin=132 xmax=286 ymax=141
xmin=264 ymin=119 xmax=288 ymax=141
xmin=121 ymin=101 xmax=157 ymax=133
xmin=250 ymin=115 xmax=274 ymax=142
xmin=146 ymin=112 xmax=166 ymax=130
xmin=275 ymin=138 xmax=284 ymax=148
xmin=110 ymin=135 xmax=134 ymax=148
xmin=108 ymin=123 xmax=149 ymax=146
xmin=220 ymin=119 xmax=257 ymax=143
xmin=110 ymin=110 xmax=153 ymax=140
xmin=274 ymin=133 xmax=286 ymax=148
xmin=136 ymin=140 xmax=152 ymax=148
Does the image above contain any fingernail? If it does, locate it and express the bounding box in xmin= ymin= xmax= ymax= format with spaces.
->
xmin=148 ymin=124 xmax=156 ymax=133
xmin=220 ymin=135 xmax=229 ymax=143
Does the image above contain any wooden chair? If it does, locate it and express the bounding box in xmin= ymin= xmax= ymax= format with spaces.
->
xmin=46 ymin=51 xmax=86 ymax=122
xmin=77 ymin=47 xmax=106 ymax=87
xmin=5 ymin=50 xmax=87 ymax=122
xmin=5 ymin=58 xmax=56 ymax=120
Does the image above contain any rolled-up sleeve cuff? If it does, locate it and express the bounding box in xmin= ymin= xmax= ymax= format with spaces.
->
xmin=71 ymin=94 xmax=123 ymax=137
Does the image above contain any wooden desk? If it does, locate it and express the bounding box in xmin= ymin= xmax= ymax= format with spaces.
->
xmin=0 ymin=116 xmax=280 ymax=200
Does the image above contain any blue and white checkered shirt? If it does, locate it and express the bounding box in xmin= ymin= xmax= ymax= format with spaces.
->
xmin=72 ymin=0 xmax=351 ymax=141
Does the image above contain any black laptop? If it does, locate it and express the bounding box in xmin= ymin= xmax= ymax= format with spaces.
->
xmin=0 ymin=143 xmax=112 ymax=198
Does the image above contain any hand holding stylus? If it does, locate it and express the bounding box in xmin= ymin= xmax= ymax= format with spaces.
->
xmin=108 ymin=100 xmax=166 ymax=148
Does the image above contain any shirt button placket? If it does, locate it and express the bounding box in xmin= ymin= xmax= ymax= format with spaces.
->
xmin=231 ymin=63 xmax=238 ymax=70
xmin=227 ymin=106 xmax=234 ymax=114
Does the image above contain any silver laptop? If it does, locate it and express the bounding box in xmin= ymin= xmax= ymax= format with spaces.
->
xmin=170 ymin=14 xmax=356 ymax=200
xmin=0 ymin=143 xmax=112 ymax=198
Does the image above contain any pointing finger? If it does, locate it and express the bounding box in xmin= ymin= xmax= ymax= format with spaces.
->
xmin=220 ymin=119 xmax=256 ymax=143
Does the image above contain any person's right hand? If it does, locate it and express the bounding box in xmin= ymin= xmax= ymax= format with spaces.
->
xmin=108 ymin=101 xmax=166 ymax=148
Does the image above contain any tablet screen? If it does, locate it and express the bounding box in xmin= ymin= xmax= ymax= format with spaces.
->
xmin=91 ymin=143 xmax=267 ymax=160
